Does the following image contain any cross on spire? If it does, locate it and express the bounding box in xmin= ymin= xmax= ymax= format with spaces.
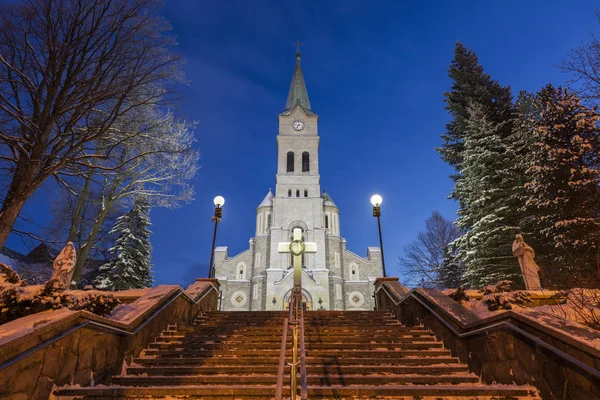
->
xmin=295 ymin=40 xmax=303 ymax=56
xmin=284 ymin=41 xmax=311 ymax=112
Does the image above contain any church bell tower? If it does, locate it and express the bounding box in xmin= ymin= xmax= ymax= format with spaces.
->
xmin=275 ymin=51 xmax=320 ymax=201
xmin=265 ymin=49 xmax=331 ymax=309
xmin=213 ymin=49 xmax=383 ymax=312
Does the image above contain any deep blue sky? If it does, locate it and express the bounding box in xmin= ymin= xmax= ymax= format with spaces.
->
xmin=8 ymin=0 xmax=600 ymax=286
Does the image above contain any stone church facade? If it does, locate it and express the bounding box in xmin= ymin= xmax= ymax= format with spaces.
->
xmin=214 ymin=52 xmax=383 ymax=311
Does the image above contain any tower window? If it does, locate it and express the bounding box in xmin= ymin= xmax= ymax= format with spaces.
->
xmin=302 ymin=152 xmax=309 ymax=172
xmin=304 ymin=190 xmax=308 ymax=197
xmin=325 ymin=215 xmax=329 ymax=229
xmin=267 ymin=214 xmax=271 ymax=230
xmin=237 ymin=263 xmax=246 ymax=280
xmin=296 ymin=189 xmax=300 ymax=197
xmin=288 ymin=189 xmax=292 ymax=197
xmin=287 ymin=151 xmax=294 ymax=172
xmin=349 ymin=263 xmax=359 ymax=281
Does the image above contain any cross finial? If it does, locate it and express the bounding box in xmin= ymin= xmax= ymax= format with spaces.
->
xmin=294 ymin=40 xmax=303 ymax=56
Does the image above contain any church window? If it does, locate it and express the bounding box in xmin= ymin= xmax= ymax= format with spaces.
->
xmin=237 ymin=263 xmax=246 ymax=280
xmin=335 ymin=284 xmax=342 ymax=300
xmin=325 ymin=215 xmax=329 ymax=229
xmin=349 ymin=263 xmax=359 ymax=281
xmin=267 ymin=214 xmax=271 ymax=231
xmin=253 ymin=282 xmax=261 ymax=300
xmin=290 ymin=253 xmax=305 ymax=268
xmin=287 ymin=152 xmax=294 ymax=172
xmin=255 ymin=252 xmax=261 ymax=268
xmin=296 ymin=189 xmax=300 ymax=197
xmin=288 ymin=189 xmax=292 ymax=197
xmin=302 ymin=152 xmax=309 ymax=172
xmin=335 ymin=252 xmax=340 ymax=268
xmin=304 ymin=190 xmax=308 ymax=197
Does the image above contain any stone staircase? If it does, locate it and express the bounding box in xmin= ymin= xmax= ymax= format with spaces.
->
xmin=52 ymin=310 xmax=540 ymax=399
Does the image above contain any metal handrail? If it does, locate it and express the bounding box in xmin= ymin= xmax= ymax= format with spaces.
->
xmin=298 ymin=296 xmax=308 ymax=399
xmin=290 ymin=292 xmax=300 ymax=399
xmin=275 ymin=291 xmax=308 ymax=399
xmin=275 ymin=317 xmax=289 ymax=400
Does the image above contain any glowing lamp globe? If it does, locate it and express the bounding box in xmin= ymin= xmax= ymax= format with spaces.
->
xmin=213 ymin=196 xmax=225 ymax=207
xmin=370 ymin=194 xmax=383 ymax=207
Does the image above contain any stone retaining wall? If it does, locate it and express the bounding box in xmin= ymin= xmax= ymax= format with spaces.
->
xmin=375 ymin=278 xmax=600 ymax=400
xmin=0 ymin=279 xmax=219 ymax=400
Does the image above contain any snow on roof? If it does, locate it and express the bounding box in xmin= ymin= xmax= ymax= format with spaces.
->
xmin=257 ymin=189 xmax=274 ymax=208
xmin=321 ymin=190 xmax=337 ymax=207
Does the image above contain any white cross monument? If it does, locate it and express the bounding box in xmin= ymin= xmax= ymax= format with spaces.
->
xmin=278 ymin=228 xmax=317 ymax=292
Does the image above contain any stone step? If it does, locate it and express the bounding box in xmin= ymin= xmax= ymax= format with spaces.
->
xmin=169 ymin=327 xmax=435 ymax=341
xmin=197 ymin=315 xmax=396 ymax=322
xmin=111 ymin=373 xmax=481 ymax=386
xmin=188 ymin=324 xmax=404 ymax=331
xmin=157 ymin=334 xmax=434 ymax=344
xmin=142 ymin=348 xmax=452 ymax=358
xmin=133 ymin=355 xmax=460 ymax=366
xmin=174 ymin=327 xmax=431 ymax=337
xmin=51 ymin=384 xmax=540 ymax=399
xmin=125 ymin=364 xmax=471 ymax=376
xmin=149 ymin=341 xmax=443 ymax=350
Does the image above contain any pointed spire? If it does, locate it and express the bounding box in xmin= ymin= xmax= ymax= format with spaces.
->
xmin=284 ymin=47 xmax=312 ymax=114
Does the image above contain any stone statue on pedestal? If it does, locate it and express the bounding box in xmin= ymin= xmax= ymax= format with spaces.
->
xmin=512 ymin=234 xmax=542 ymax=290
xmin=50 ymin=242 xmax=77 ymax=289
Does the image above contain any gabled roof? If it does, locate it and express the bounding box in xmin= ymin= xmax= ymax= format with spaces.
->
xmin=321 ymin=190 xmax=337 ymax=207
xmin=281 ymin=52 xmax=315 ymax=116
xmin=258 ymin=189 xmax=274 ymax=208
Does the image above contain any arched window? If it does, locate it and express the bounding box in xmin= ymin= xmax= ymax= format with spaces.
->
xmin=302 ymin=152 xmax=309 ymax=172
xmin=325 ymin=215 xmax=329 ymax=229
xmin=349 ymin=263 xmax=359 ymax=281
xmin=287 ymin=151 xmax=294 ymax=172
xmin=288 ymin=229 xmax=306 ymax=267
xmin=237 ymin=263 xmax=246 ymax=280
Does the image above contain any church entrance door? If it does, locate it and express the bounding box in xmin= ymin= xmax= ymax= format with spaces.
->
xmin=284 ymin=293 xmax=311 ymax=311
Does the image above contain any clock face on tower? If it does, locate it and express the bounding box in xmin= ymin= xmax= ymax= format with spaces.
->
xmin=292 ymin=120 xmax=305 ymax=131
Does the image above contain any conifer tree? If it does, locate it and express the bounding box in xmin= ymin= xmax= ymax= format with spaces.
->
xmin=524 ymin=85 xmax=600 ymax=279
xmin=94 ymin=199 xmax=153 ymax=290
xmin=438 ymin=248 xmax=465 ymax=289
xmin=452 ymin=103 xmax=522 ymax=288
xmin=439 ymin=42 xmax=513 ymax=175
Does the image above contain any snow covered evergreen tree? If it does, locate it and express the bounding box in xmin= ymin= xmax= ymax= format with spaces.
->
xmin=94 ymin=199 xmax=153 ymax=290
xmin=438 ymin=248 xmax=465 ymax=289
xmin=452 ymin=103 xmax=522 ymax=288
xmin=438 ymin=43 xmax=513 ymax=176
xmin=523 ymin=85 xmax=600 ymax=279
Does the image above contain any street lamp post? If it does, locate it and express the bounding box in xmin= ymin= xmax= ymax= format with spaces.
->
xmin=208 ymin=196 xmax=225 ymax=278
xmin=370 ymin=194 xmax=387 ymax=277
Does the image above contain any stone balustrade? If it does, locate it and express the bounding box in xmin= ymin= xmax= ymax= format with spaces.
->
xmin=375 ymin=277 xmax=600 ymax=400
xmin=0 ymin=278 xmax=220 ymax=400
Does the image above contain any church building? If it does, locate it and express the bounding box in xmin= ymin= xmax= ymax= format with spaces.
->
xmin=214 ymin=52 xmax=383 ymax=311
